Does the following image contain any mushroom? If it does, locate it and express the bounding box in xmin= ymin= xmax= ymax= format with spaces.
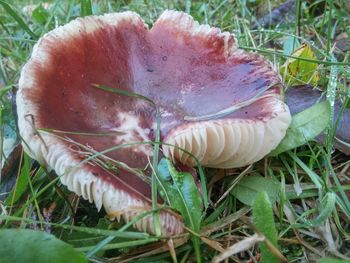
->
xmin=17 ymin=11 xmax=291 ymax=235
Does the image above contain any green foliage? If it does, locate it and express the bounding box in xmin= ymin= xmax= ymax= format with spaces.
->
xmin=280 ymin=43 xmax=320 ymax=86
xmin=80 ymin=0 xmax=93 ymax=16
xmin=252 ymin=192 xmax=279 ymax=263
xmin=0 ymin=0 xmax=38 ymax=39
xmin=5 ymin=154 xmax=31 ymax=205
xmin=231 ymin=175 xmax=280 ymax=206
xmin=293 ymin=192 xmax=336 ymax=228
xmin=318 ymin=258 xmax=350 ymax=263
xmin=157 ymin=158 xmax=202 ymax=262
xmin=31 ymin=4 xmax=50 ymax=25
xmin=283 ymin=36 xmax=300 ymax=56
xmin=0 ymin=0 xmax=349 ymax=262
xmin=157 ymin=158 xmax=203 ymax=230
xmin=0 ymin=229 xmax=87 ymax=263
xmin=270 ymin=101 xmax=331 ymax=156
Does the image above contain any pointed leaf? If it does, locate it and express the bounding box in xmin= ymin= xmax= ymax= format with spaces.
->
xmin=270 ymin=101 xmax=331 ymax=156
xmin=0 ymin=229 xmax=87 ymax=263
xmin=157 ymin=158 xmax=202 ymax=231
xmin=157 ymin=158 xmax=202 ymax=261
xmin=231 ymin=175 xmax=280 ymax=206
xmin=253 ymin=192 xmax=279 ymax=263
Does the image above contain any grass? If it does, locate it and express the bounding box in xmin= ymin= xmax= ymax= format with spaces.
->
xmin=0 ymin=0 xmax=350 ymax=262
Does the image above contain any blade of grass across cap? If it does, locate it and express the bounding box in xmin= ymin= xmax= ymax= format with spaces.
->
xmin=6 ymin=140 xmax=155 ymax=229
xmin=40 ymin=127 xmax=208 ymax=210
xmin=67 ymin=139 xmax=151 ymax=184
xmin=92 ymin=84 xmax=161 ymax=236
xmin=184 ymin=82 xmax=279 ymax=121
xmin=0 ymin=1 xmax=38 ymax=39
xmin=84 ymin=137 xmax=209 ymax=210
xmin=37 ymin=128 xmax=126 ymax=137
xmin=37 ymin=118 xmax=208 ymax=240
xmin=34 ymin=130 xmax=151 ymax=184
xmin=92 ymin=84 xmax=156 ymax=107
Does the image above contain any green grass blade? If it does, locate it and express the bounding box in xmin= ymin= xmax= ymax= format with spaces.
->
xmin=287 ymin=152 xmax=323 ymax=189
xmin=85 ymin=209 xmax=159 ymax=258
xmin=0 ymin=215 xmax=149 ymax=239
xmin=157 ymin=158 xmax=202 ymax=263
xmin=5 ymin=153 xmax=31 ymax=205
xmin=252 ymin=191 xmax=279 ymax=263
xmin=240 ymin=46 xmax=350 ymax=66
xmin=0 ymin=0 xmax=38 ymax=39
xmin=80 ymin=0 xmax=93 ymax=16
xmin=78 ymin=238 xmax=159 ymax=252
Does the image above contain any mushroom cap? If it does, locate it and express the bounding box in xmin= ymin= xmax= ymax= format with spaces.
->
xmin=17 ymin=11 xmax=291 ymax=235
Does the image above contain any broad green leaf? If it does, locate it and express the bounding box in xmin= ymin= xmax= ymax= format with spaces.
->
xmin=231 ymin=175 xmax=280 ymax=206
xmin=0 ymin=229 xmax=87 ymax=263
xmin=157 ymin=158 xmax=202 ymax=227
xmin=270 ymin=101 xmax=331 ymax=156
xmin=280 ymin=43 xmax=319 ymax=85
xmin=253 ymin=192 xmax=279 ymax=263
xmin=157 ymin=158 xmax=202 ymax=262
xmin=318 ymin=258 xmax=350 ymax=263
